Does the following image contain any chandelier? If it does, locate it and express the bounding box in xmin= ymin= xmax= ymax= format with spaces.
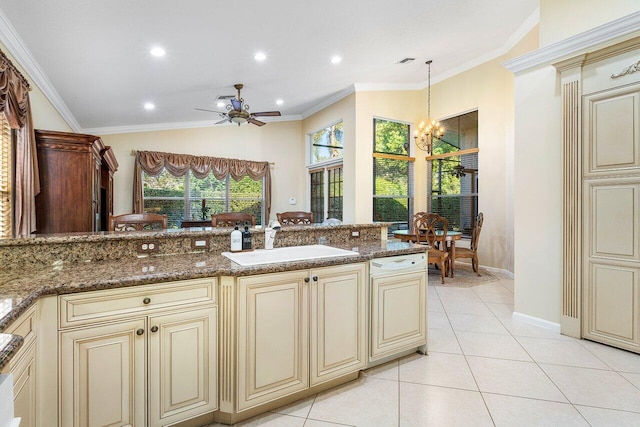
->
xmin=414 ymin=60 xmax=444 ymax=155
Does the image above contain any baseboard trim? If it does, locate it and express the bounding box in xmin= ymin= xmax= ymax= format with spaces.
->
xmin=481 ymin=264 xmax=515 ymax=279
xmin=513 ymin=311 xmax=561 ymax=332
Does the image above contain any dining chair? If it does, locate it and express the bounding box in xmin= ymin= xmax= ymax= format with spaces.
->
xmin=412 ymin=212 xmax=449 ymax=284
xmin=454 ymin=212 xmax=484 ymax=275
xmin=276 ymin=211 xmax=314 ymax=225
xmin=108 ymin=213 xmax=167 ymax=231
xmin=211 ymin=212 xmax=256 ymax=227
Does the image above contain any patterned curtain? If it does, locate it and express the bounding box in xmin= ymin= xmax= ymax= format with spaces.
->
xmin=0 ymin=48 xmax=39 ymax=237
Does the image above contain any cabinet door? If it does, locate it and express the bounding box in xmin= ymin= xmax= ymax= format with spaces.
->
xmin=148 ymin=307 xmax=218 ymax=427
xmin=370 ymin=270 xmax=427 ymax=361
xmin=237 ymin=270 xmax=309 ymax=411
xmin=8 ymin=342 xmax=37 ymax=427
xmin=60 ymin=319 xmax=146 ymax=427
xmin=310 ymin=263 xmax=367 ymax=386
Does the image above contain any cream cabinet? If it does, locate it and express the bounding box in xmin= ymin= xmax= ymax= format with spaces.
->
xmin=235 ymin=263 xmax=366 ymax=412
xmin=58 ymin=278 xmax=218 ymax=427
xmin=1 ymin=305 xmax=38 ymax=427
xmin=370 ymin=269 xmax=427 ymax=361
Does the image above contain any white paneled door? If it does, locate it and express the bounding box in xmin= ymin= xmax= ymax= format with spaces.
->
xmin=582 ymin=83 xmax=640 ymax=353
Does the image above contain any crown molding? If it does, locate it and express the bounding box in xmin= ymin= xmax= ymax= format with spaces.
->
xmin=353 ymin=82 xmax=422 ymax=91
xmin=82 ymin=114 xmax=302 ymax=136
xmin=0 ymin=7 xmax=81 ymax=131
xmin=504 ymin=10 xmax=640 ymax=74
xmin=300 ymin=85 xmax=355 ymax=119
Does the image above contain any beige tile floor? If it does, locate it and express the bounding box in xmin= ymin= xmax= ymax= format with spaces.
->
xmin=208 ymin=270 xmax=640 ymax=426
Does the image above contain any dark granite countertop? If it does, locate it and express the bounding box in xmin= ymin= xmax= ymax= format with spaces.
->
xmin=0 ymin=240 xmax=425 ymax=370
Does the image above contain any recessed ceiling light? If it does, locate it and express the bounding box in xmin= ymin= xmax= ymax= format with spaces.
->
xmin=144 ymin=102 xmax=155 ymax=110
xmin=216 ymin=101 xmax=226 ymax=108
xmin=331 ymin=55 xmax=342 ymax=64
xmin=254 ymin=52 xmax=267 ymax=61
xmin=276 ymin=99 xmax=284 ymax=106
xmin=150 ymin=47 xmax=166 ymax=57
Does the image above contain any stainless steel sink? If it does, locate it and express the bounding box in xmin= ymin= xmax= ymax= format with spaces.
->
xmin=222 ymin=244 xmax=359 ymax=266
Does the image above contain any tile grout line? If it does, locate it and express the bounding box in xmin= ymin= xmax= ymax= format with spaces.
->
xmin=441 ymin=282 xmax=497 ymax=426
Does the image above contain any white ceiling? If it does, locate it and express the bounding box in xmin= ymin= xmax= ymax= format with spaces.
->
xmin=0 ymin=0 xmax=538 ymax=133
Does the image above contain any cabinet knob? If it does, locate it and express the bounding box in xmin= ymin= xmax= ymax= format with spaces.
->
xmin=150 ymin=326 xmax=159 ymax=333
xmin=312 ymin=276 xmax=318 ymax=281
xmin=136 ymin=328 xmax=144 ymax=336
xmin=143 ymin=297 xmax=151 ymax=305
xmin=304 ymin=277 xmax=310 ymax=283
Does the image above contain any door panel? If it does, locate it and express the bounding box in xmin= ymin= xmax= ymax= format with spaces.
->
xmin=148 ymin=307 xmax=218 ymax=427
xmin=60 ymin=319 xmax=146 ymax=427
xmin=584 ymin=86 xmax=640 ymax=175
xmin=370 ymin=270 xmax=427 ymax=361
xmin=237 ymin=271 xmax=309 ymax=411
xmin=585 ymin=263 xmax=639 ymax=350
xmin=310 ymin=264 xmax=366 ymax=386
xmin=582 ymin=80 xmax=640 ymax=354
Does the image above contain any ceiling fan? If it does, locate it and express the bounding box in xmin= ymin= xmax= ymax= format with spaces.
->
xmin=196 ymin=84 xmax=281 ymax=126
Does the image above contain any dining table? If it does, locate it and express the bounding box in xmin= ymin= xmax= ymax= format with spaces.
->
xmin=392 ymin=229 xmax=463 ymax=277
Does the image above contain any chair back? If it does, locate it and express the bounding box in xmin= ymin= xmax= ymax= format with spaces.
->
xmin=276 ymin=211 xmax=314 ymax=225
xmin=412 ymin=212 xmax=448 ymax=247
xmin=109 ymin=213 xmax=167 ymax=231
xmin=470 ymin=212 xmax=484 ymax=252
xmin=211 ymin=212 xmax=256 ymax=227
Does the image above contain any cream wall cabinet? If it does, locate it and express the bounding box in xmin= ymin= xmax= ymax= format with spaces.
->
xmin=370 ymin=270 xmax=427 ymax=361
xmin=234 ymin=263 xmax=367 ymax=413
xmin=1 ymin=305 xmax=38 ymax=427
xmin=58 ymin=278 xmax=218 ymax=427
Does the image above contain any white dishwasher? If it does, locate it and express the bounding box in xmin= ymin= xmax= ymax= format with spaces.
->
xmin=369 ymin=252 xmax=428 ymax=365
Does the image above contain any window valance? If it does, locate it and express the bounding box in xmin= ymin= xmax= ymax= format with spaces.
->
xmin=133 ymin=150 xmax=272 ymax=219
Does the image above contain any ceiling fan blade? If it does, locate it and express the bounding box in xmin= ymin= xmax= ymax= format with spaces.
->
xmin=230 ymin=99 xmax=242 ymax=111
xmin=214 ymin=118 xmax=229 ymax=125
xmin=252 ymin=111 xmax=281 ymax=117
xmin=248 ymin=118 xmax=266 ymax=126
xmin=195 ymin=108 xmax=225 ymax=114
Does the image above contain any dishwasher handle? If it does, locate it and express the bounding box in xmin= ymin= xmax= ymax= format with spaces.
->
xmin=371 ymin=259 xmax=416 ymax=270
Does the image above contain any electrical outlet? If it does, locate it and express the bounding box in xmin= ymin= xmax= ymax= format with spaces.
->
xmin=351 ymin=230 xmax=360 ymax=238
xmin=191 ymin=238 xmax=210 ymax=250
xmin=137 ymin=241 xmax=159 ymax=254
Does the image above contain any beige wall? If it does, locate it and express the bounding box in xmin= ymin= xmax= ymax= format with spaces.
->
xmin=0 ymin=41 xmax=72 ymax=132
xmin=540 ymin=0 xmax=639 ymax=47
xmin=100 ymin=120 xmax=303 ymax=222
xmin=426 ymin=27 xmax=539 ymax=272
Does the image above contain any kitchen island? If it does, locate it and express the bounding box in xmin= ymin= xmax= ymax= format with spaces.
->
xmin=0 ymin=224 xmax=428 ymax=426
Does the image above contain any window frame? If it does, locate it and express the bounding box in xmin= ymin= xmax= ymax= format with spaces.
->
xmin=309 ymin=119 xmax=344 ymax=166
xmin=372 ymin=117 xmax=414 ymax=232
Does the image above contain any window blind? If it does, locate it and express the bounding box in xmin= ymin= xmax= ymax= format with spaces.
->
xmin=0 ymin=115 xmax=11 ymax=238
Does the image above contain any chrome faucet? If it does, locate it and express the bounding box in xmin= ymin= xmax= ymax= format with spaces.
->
xmin=264 ymin=220 xmax=281 ymax=250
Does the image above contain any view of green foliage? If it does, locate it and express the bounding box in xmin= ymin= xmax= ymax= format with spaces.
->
xmin=142 ymin=170 xmax=264 ymax=227
xmin=311 ymin=122 xmax=343 ymax=163
xmin=373 ymin=119 xmax=411 ymax=227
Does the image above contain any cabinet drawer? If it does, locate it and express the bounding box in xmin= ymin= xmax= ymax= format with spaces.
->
xmin=4 ymin=305 xmax=37 ymax=352
xmin=59 ymin=277 xmax=217 ymax=328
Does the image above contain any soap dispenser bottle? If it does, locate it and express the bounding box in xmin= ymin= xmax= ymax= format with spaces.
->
xmin=231 ymin=224 xmax=242 ymax=252
xmin=242 ymin=223 xmax=252 ymax=250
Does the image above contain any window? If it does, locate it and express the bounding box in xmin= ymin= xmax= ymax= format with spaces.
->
xmin=309 ymin=121 xmax=344 ymax=222
xmin=0 ymin=115 xmax=11 ymax=238
xmin=143 ymin=170 xmax=264 ymax=228
xmin=372 ymin=118 xmax=413 ymax=232
xmin=310 ymin=121 xmax=343 ymax=164
xmin=428 ymin=110 xmax=478 ymax=236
